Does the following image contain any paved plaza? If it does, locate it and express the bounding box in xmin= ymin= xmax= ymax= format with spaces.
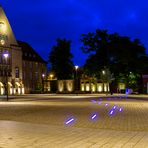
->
xmin=0 ymin=94 xmax=148 ymax=148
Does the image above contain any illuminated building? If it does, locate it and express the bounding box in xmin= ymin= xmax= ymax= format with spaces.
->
xmin=0 ymin=5 xmax=46 ymax=95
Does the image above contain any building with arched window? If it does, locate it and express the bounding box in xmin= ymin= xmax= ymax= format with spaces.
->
xmin=0 ymin=5 xmax=46 ymax=95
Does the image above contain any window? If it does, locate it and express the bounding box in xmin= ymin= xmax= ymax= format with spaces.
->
xmin=15 ymin=67 xmax=19 ymax=78
xmin=0 ymin=53 xmax=2 ymax=64
xmin=23 ymin=72 xmax=25 ymax=79
xmin=23 ymin=61 xmax=26 ymax=67
xmin=35 ymin=72 xmax=38 ymax=80
xmin=30 ymin=62 xmax=32 ymax=68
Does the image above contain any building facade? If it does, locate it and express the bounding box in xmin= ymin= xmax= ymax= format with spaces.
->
xmin=0 ymin=5 xmax=46 ymax=95
xmin=19 ymin=41 xmax=46 ymax=93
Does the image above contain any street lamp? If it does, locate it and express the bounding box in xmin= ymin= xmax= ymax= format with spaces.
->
xmin=49 ymin=74 xmax=54 ymax=80
xmin=3 ymin=53 xmax=9 ymax=101
xmin=102 ymin=70 xmax=105 ymax=75
xmin=102 ymin=69 xmax=106 ymax=93
xmin=42 ymin=74 xmax=45 ymax=93
xmin=74 ymin=65 xmax=79 ymax=78
xmin=74 ymin=65 xmax=79 ymax=92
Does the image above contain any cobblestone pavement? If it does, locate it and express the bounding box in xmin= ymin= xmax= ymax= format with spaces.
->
xmin=0 ymin=94 xmax=148 ymax=148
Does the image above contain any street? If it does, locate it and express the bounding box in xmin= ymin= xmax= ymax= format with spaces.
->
xmin=0 ymin=94 xmax=148 ymax=148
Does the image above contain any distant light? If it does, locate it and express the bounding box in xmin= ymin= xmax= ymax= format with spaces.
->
xmin=102 ymin=70 xmax=105 ymax=75
xmin=75 ymin=65 xmax=79 ymax=70
xmin=3 ymin=53 xmax=9 ymax=59
xmin=0 ymin=39 xmax=5 ymax=45
xmin=50 ymin=74 xmax=54 ymax=79
xmin=65 ymin=118 xmax=75 ymax=125
xmin=42 ymin=74 xmax=45 ymax=78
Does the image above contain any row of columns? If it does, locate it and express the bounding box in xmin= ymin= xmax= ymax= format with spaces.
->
xmin=0 ymin=82 xmax=24 ymax=95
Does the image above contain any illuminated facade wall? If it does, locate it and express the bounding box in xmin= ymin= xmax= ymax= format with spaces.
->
xmin=58 ymin=80 xmax=74 ymax=92
xmin=80 ymin=81 xmax=109 ymax=93
xmin=45 ymin=79 xmax=110 ymax=93
xmin=19 ymin=41 xmax=47 ymax=94
xmin=0 ymin=6 xmax=47 ymax=95
xmin=0 ymin=6 xmax=24 ymax=95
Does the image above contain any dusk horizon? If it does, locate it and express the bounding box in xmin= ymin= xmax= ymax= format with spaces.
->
xmin=1 ymin=0 xmax=148 ymax=66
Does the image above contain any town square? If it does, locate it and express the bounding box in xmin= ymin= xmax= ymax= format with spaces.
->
xmin=0 ymin=1 xmax=148 ymax=147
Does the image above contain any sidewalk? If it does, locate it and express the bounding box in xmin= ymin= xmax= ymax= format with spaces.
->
xmin=0 ymin=121 xmax=148 ymax=148
xmin=0 ymin=93 xmax=148 ymax=102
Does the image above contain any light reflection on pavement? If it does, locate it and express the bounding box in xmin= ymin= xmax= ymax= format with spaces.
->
xmin=0 ymin=94 xmax=148 ymax=147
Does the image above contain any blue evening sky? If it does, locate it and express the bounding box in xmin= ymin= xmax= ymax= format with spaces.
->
xmin=0 ymin=0 xmax=148 ymax=66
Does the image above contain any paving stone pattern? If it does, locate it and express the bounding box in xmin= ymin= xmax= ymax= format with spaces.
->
xmin=0 ymin=94 xmax=147 ymax=148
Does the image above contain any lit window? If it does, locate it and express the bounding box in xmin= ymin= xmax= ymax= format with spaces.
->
xmin=35 ymin=72 xmax=38 ymax=80
xmin=23 ymin=72 xmax=25 ymax=79
xmin=23 ymin=62 xmax=26 ymax=67
xmin=15 ymin=67 xmax=19 ymax=78
xmin=30 ymin=62 xmax=32 ymax=68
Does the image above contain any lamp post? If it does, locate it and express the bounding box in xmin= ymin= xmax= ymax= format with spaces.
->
xmin=42 ymin=74 xmax=45 ymax=93
xmin=102 ymin=70 xmax=106 ymax=93
xmin=49 ymin=74 xmax=54 ymax=80
xmin=74 ymin=65 xmax=79 ymax=92
xmin=3 ymin=53 xmax=9 ymax=101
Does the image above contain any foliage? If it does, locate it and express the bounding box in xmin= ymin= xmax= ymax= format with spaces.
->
xmin=81 ymin=29 xmax=148 ymax=90
xmin=35 ymin=81 xmax=42 ymax=91
xmin=48 ymin=38 xmax=74 ymax=80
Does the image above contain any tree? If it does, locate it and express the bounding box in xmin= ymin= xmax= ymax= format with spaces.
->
xmin=81 ymin=29 xmax=148 ymax=91
xmin=48 ymin=38 xmax=74 ymax=80
xmin=81 ymin=29 xmax=110 ymax=77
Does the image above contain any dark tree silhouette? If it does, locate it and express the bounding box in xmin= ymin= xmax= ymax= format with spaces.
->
xmin=81 ymin=29 xmax=148 ymax=91
xmin=48 ymin=38 xmax=74 ymax=80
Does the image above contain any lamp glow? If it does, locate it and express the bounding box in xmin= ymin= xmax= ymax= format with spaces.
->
xmin=75 ymin=65 xmax=79 ymax=70
xmin=3 ymin=53 xmax=9 ymax=59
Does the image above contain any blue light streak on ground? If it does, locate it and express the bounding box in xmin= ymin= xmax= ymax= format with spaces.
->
xmin=91 ymin=114 xmax=97 ymax=119
xmin=65 ymin=118 xmax=75 ymax=125
xmin=113 ymin=105 xmax=117 ymax=109
xmin=91 ymin=113 xmax=97 ymax=121
xmin=91 ymin=100 xmax=96 ymax=103
xmin=109 ymin=110 xmax=114 ymax=116
xmin=105 ymin=103 xmax=108 ymax=107
xmin=98 ymin=102 xmax=102 ymax=105
xmin=119 ymin=107 xmax=123 ymax=112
